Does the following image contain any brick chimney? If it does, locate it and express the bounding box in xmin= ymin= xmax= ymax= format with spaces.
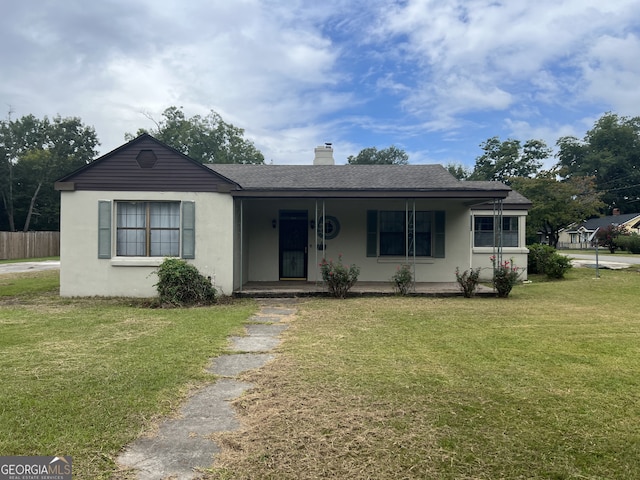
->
xmin=313 ymin=143 xmax=334 ymax=165
xmin=613 ymin=208 xmax=621 ymax=216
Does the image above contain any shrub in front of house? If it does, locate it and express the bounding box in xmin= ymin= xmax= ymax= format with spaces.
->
xmin=617 ymin=233 xmax=640 ymax=254
xmin=391 ymin=264 xmax=413 ymax=295
xmin=320 ymin=255 xmax=360 ymax=299
xmin=527 ymin=243 xmax=572 ymax=279
xmin=491 ymin=256 xmax=522 ymax=298
xmin=154 ymin=258 xmax=216 ymax=307
xmin=455 ymin=267 xmax=481 ymax=298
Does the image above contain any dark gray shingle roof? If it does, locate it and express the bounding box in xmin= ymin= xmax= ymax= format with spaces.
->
xmin=581 ymin=213 xmax=640 ymax=230
xmin=208 ymin=164 xmax=510 ymax=193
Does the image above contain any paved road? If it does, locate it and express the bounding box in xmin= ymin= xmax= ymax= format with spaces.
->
xmin=0 ymin=260 xmax=60 ymax=274
xmin=562 ymin=252 xmax=640 ymax=269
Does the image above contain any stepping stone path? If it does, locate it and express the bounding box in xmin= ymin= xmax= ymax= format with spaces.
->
xmin=118 ymin=300 xmax=295 ymax=479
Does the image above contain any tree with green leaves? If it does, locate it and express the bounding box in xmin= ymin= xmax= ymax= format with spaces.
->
xmin=556 ymin=112 xmax=640 ymax=214
xmin=0 ymin=114 xmax=98 ymax=231
xmin=347 ymin=145 xmax=409 ymax=165
xmin=510 ymin=174 xmax=605 ymax=247
xmin=446 ymin=162 xmax=471 ymax=180
xmin=129 ymin=106 xmax=264 ymax=164
xmin=468 ymin=137 xmax=550 ymax=184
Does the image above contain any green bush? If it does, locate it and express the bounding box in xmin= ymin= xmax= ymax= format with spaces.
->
xmin=617 ymin=233 xmax=640 ymax=254
xmin=527 ymin=243 xmax=556 ymax=274
xmin=154 ymin=258 xmax=217 ymax=307
xmin=544 ymin=254 xmax=573 ymax=279
xmin=391 ymin=265 xmax=413 ymax=295
xmin=455 ymin=267 xmax=481 ymax=298
xmin=491 ymin=256 xmax=522 ymax=297
xmin=527 ymin=243 xmax=572 ymax=279
xmin=320 ymin=255 xmax=360 ymax=298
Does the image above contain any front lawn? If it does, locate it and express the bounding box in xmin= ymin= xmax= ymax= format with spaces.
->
xmin=208 ymin=267 xmax=640 ymax=479
xmin=0 ymin=271 xmax=255 ymax=479
xmin=3 ymin=267 xmax=640 ymax=479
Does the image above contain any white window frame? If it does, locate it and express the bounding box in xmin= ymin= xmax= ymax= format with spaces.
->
xmin=98 ymin=200 xmax=195 ymax=260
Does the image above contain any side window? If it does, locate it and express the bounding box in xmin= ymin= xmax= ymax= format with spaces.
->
xmin=474 ymin=216 xmax=518 ymax=247
xmin=474 ymin=217 xmax=495 ymax=247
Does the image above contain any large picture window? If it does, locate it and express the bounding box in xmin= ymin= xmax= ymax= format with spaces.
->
xmin=98 ymin=200 xmax=195 ymax=260
xmin=474 ymin=216 xmax=518 ymax=247
xmin=379 ymin=211 xmax=432 ymax=256
xmin=117 ymin=202 xmax=180 ymax=256
xmin=368 ymin=210 xmax=444 ymax=257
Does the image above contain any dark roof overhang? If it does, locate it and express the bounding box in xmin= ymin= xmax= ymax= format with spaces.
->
xmin=228 ymin=189 xmax=510 ymax=200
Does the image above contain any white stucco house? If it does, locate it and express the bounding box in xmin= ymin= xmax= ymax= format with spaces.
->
xmin=55 ymin=134 xmax=530 ymax=297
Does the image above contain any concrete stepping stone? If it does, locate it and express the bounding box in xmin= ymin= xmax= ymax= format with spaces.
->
xmin=209 ymin=353 xmax=275 ymax=377
xmin=118 ymin=300 xmax=294 ymax=479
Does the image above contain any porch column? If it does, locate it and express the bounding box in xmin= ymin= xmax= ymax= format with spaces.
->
xmin=493 ymin=198 xmax=503 ymax=265
xmin=239 ymin=199 xmax=244 ymax=291
xmin=404 ymin=199 xmax=416 ymax=291
xmin=314 ymin=200 xmax=326 ymax=285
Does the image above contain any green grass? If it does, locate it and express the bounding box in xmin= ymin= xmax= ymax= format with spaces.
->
xmin=4 ymin=267 xmax=640 ymax=479
xmin=0 ymin=271 xmax=256 ymax=479
xmin=209 ymin=267 xmax=640 ymax=479
xmin=0 ymin=270 xmax=60 ymax=296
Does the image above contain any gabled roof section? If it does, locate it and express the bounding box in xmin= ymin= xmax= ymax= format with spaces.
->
xmin=55 ymin=133 xmax=239 ymax=193
xmin=470 ymin=188 xmax=533 ymax=210
xmin=208 ymin=164 xmax=514 ymax=200
xmin=580 ymin=213 xmax=640 ymax=231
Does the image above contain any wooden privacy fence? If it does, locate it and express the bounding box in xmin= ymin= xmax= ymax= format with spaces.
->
xmin=0 ymin=231 xmax=60 ymax=260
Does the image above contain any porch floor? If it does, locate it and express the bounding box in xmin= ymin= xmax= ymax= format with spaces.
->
xmin=234 ymin=281 xmax=495 ymax=298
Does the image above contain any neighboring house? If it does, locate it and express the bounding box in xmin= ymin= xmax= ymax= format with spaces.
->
xmin=55 ymin=134 xmax=531 ymax=297
xmin=558 ymin=210 xmax=640 ymax=249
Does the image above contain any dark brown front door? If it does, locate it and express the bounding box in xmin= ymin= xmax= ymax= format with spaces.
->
xmin=279 ymin=211 xmax=308 ymax=280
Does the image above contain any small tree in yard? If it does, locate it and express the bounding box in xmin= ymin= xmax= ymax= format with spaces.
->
xmin=154 ymin=258 xmax=216 ymax=307
xmin=320 ymin=255 xmax=360 ymax=298
xmin=595 ymin=224 xmax=628 ymax=253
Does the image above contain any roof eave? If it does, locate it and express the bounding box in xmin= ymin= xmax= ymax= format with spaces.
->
xmin=229 ymin=189 xmax=511 ymax=199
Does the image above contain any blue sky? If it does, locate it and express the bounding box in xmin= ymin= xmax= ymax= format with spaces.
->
xmin=2 ymin=0 xmax=639 ymax=168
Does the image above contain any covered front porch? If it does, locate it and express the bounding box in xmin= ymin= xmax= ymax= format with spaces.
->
xmin=234 ymin=280 xmax=496 ymax=298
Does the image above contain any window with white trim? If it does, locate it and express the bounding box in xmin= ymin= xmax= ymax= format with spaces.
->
xmin=116 ymin=202 xmax=180 ymax=256
xmin=474 ymin=215 xmax=518 ymax=247
xmin=98 ymin=200 xmax=195 ymax=259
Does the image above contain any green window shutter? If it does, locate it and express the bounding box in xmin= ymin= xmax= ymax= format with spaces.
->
xmin=366 ymin=210 xmax=378 ymax=257
xmin=182 ymin=201 xmax=196 ymax=259
xmin=433 ymin=211 xmax=445 ymax=258
xmin=98 ymin=201 xmax=112 ymax=259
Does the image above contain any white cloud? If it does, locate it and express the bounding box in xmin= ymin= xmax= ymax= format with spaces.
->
xmin=1 ymin=0 xmax=639 ymax=167
xmin=372 ymin=0 xmax=640 ymax=120
xmin=581 ymin=34 xmax=640 ymax=115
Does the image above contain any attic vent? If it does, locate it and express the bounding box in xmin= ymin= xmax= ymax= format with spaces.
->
xmin=136 ymin=150 xmax=158 ymax=169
